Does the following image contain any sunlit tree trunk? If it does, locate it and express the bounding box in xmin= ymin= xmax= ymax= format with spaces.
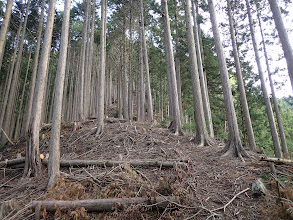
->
xmin=227 ymin=0 xmax=256 ymax=152
xmin=208 ymin=0 xmax=249 ymax=160
xmin=48 ymin=0 xmax=70 ymax=188
xmin=24 ymin=0 xmax=57 ymax=177
xmin=246 ymin=0 xmax=282 ymax=158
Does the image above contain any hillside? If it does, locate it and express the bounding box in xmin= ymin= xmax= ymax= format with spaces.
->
xmin=1 ymin=109 xmax=292 ymax=219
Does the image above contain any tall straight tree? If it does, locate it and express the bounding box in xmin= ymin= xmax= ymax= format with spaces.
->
xmin=140 ymin=0 xmax=153 ymax=122
xmin=128 ymin=0 xmax=133 ymax=121
xmin=96 ymin=0 xmax=107 ymax=135
xmin=191 ymin=0 xmax=214 ymax=138
xmin=246 ymin=0 xmax=282 ymax=158
xmin=0 ymin=0 xmax=13 ymax=73
xmin=227 ymin=0 xmax=256 ymax=152
xmin=138 ymin=24 xmax=145 ymax=122
xmin=268 ymin=0 xmax=293 ymax=91
xmin=208 ymin=0 xmax=249 ymax=159
xmin=21 ymin=0 xmax=45 ymax=137
xmin=184 ymin=0 xmax=210 ymax=146
xmin=161 ymin=0 xmax=183 ymax=135
xmin=122 ymin=14 xmax=128 ymax=120
xmin=24 ymin=0 xmax=57 ymax=177
xmin=48 ymin=0 xmax=71 ymax=188
xmin=256 ymin=6 xmax=289 ymax=158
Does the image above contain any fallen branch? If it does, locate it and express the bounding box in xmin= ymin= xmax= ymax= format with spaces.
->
xmin=42 ymin=159 xmax=187 ymax=168
xmin=212 ymin=188 xmax=250 ymax=212
xmin=259 ymin=156 xmax=293 ymax=164
xmin=32 ymin=196 xmax=179 ymax=212
xmin=1 ymin=128 xmax=14 ymax=145
xmin=0 ymin=158 xmax=25 ymax=168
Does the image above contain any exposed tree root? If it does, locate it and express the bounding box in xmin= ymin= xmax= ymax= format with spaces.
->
xmin=221 ymin=139 xmax=251 ymax=162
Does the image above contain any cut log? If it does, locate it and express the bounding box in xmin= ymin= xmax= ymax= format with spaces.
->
xmin=42 ymin=159 xmax=188 ymax=168
xmin=32 ymin=196 xmax=179 ymax=212
xmin=0 ymin=158 xmax=25 ymax=168
xmin=259 ymin=156 xmax=293 ymax=164
xmin=2 ymin=158 xmax=188 ymax=169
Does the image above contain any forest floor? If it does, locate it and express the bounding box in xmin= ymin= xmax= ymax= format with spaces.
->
xmin=0 ymin=105 xmax=292 ymax=219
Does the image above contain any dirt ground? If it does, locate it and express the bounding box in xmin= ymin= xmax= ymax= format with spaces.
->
xmin=0 ymin=107 xmax=292 ymax=219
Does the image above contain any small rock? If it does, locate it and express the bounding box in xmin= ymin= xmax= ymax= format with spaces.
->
xmin=252 ymin=178 xmax=266 ymax=196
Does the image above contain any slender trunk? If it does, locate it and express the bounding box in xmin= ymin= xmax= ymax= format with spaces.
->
xmin=174 ymin=0 xmax=184 ymax=125
xmin=22 ymin=0 xmax=45 ymax=136
xmin=161 ymin=0 xmax=183 ymax=135
xmin=122 ymin=15 xmax=129 ymax=120
xmin=184 ymin=0 xmax=210 ymax=145
xmin=128 ymin=1 xmax=133 ymax=121
xmin=140 ymin=0 xmax=153 ymax=122
xmin=138 ymin=25 xmax=145 ymax=122
xmin=256 ymin=8 xmax=289 ymax=158
xmin=246 ymin=0 xmax=282 ymax=158
xmin=14 ymin=47 xmax=32 ymax=140
xmin=24 ymin=0 xmax=57 ymax=177
xmin=96 ymin=0 xmax=107 ymax=135
xmin=268 ymin=0 xmax=293 ymax=91
xmin=227 ymin=0 xmax=256 ymax=152
xmin=0 ymin=0 xmax=13 ymax=73
xmin=2 ymin=0 xmax=31 ymax=143
xmin=48 ymin=0 xmax=70 ymax=188
xmin=192 ymin=0 xmax=214 ymax=138
xmin=208 ymin=0 xmax=249 ymax=160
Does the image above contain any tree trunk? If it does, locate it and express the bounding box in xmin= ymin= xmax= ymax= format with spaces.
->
xmin=191 ymin=0 xmax=214 ymax=138
xmin=138 ymin=24 xmax=145 ymax=121
xmin=161 ymin=0 xmax=183 ymax=135
xmin=268 ymin=0 xmax=293 ymax=91
xmin=95 ymin=0 xmax=107 ymax=135
xmin=227 ymin=0 xmax=256 ymax=152
xmin=208 ymin=0 xmax=248 ymax=160
xmin=0 ymin=0 xmax=13 ymax=73
xmin=23 ymin=0 xmax=57 ymax=177
xmin=128 ymin=2 xmax=133 ymax=121
xmin=174 ymin=0 xmax=184 ymax=125
xmin=2 ymin=0 xmax=31 ymax=143
xmin=21 ymin=0 xmax=46 ymax=137
xmin=245 ymin=0 xmax=282 ymax=158
xmin=140 ymin=0 xmax=153 ymax=122
xmin=48 ymin=0 xmax=71 ymax=188
xmin=256 ymin=8 xmax=289 ymax=158
xmin=14 ymin=47 xmax=32 ymax=140
xmin=122 ymin=15 xmax=129 ymax=120
xmin=184 ymin=0 xmax=210 ymax=146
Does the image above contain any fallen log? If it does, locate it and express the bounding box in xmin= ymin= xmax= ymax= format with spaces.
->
xmin=32 ymin=196 xmax=179 ymax=212
xmin=259 ymin=156 xmax=293 ymax=164
xmin=1 ymin=158 xmax=188 ymax=169
xmin=0 ymin=158 xmax=25 ymax=168
xmin=42 ymin=159 xmax=187 ymax=168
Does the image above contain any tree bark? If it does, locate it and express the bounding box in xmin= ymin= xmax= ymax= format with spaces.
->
xmin=23 ymin=0 xmax=57 ymax=177
xmin=191 ymin=0 xmax=214 ymax=138
xmin=140 ymin=0 xmax=153 ymax=122
xmin=208 ymin=0 xmax=249 ymax=160
xmin=21 ymin=0 xmax=46 ymax=137
xmin=161 ymin=0 xmax=183 ymax=135
xmin=32 ymin=197 xmax=179 ymax=212
xmin=246 ymin=0 xmax=282 ymax=158
xmin=227 ymin=0 xmax=256 ymax=152
xmin=128 ymin=1 xmax=133 ymax=121
xmin=184 ymin=0 xmax=210 ymax=146
xmin=268 ymin=0 xmax=293 ymax=91
xmin=0 ymin=0 xmax=13 ymax=73
xmin=138 ymin=24 xmax=145 ymax=122
xmin=256 ymin=8 xmax=289 ymax=158
xmin=122 ymin=15 xmax=129 ymax=120
xmin=96 ymin=0 xmax=107 ymax=135
xmin=48 ymin=0 xmax=71 ymax=188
